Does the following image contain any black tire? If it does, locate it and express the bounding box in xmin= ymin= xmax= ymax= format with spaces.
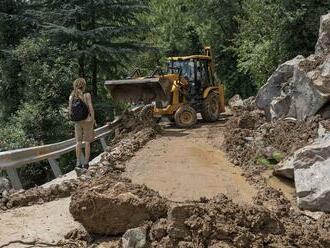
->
xmin=139 ymin=104 xmax=155 ymax=122
xmin=174 ymin=105 xmax=197 ymax=128
xmin=201 ymin=91 xmax=220 ymax=122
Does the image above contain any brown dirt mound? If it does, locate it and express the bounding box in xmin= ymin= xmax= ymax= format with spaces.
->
xmin=69 ymin=174 xmax=169 ymax=235
xmin=223 ymin=111 xmax=330 ymax=167
xmin=0 ymin=179 xmax=78 ymax=211
xmin=149 ymin=194 xmax=330 ymax=247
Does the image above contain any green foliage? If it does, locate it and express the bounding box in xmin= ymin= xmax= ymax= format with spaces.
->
xmin=147 ymin=0 xmax=202 ymax=56
xmin=30 ymin=0 xmax=148 ymax=96
xmin=236 ymin=0 xmax=330 ymax=86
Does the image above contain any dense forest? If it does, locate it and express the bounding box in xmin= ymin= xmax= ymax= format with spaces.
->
xmin=1 ymin=0 xmax=330 ymax=185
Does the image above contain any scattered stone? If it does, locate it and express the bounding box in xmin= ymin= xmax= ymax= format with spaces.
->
xmin=122 ymin=227 xmax=147 ymax=248
xmin=0 ymin=177 xmax=11 ymax=195
xmin=228 ymin=94 xmax=244 ymax=109
xmin=273 ymin=159 xmax=294 ymax=180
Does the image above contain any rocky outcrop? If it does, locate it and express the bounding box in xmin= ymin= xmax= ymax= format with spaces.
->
xmin=257 ymin=13 xmax=330 ymax=121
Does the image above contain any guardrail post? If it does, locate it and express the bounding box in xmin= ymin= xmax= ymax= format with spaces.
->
xmin=6 ymin=168 xmax=22 ymax=190
xmin=48 ymin=158 xmax=62 ymax=178
xmin=100 ymin=137 xmax=108 ymax=151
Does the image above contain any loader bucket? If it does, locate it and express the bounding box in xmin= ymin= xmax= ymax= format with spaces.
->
xmin=105 ymin=77 xmax=173 ymax=104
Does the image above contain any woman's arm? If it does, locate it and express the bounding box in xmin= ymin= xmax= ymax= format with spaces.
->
xmin=86 ymin=93 xmax=95 ymax=125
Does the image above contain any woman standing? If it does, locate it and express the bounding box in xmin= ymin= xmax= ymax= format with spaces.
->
xmin=69 ymin=78 xmax=95 ymax=170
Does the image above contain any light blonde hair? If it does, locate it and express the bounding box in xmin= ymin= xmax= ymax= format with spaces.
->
xmin=72 ymin=78 xmax=86 ymax=99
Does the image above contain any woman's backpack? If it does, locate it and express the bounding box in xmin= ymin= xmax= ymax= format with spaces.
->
xmin=70 ymin=96 xmax=89 ymax=122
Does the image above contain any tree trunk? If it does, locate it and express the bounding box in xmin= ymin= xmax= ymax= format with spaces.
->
xmin=76 ymin=13 xmax=85 ymax=78
xmin=92 ymin=56 xmax=97 ymax=97
xmin=91 ymin=0 xmax=97 ymax=97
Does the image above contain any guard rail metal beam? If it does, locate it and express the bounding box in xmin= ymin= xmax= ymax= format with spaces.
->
xmin=0 ymin=116 xmax=123 ymax=190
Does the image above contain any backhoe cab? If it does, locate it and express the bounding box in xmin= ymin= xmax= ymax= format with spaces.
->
xmin=105 ymin=47 xmax=225 ymax=128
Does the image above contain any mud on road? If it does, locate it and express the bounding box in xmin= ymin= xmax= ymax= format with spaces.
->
xmin=124 ymin=121 xmax=256 ymax=204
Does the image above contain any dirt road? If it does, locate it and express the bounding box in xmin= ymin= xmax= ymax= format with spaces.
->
xmin=124 ymin=122 xmax=257 ymax=203
xmin=0 ymin=197 xmax=81 ymax=248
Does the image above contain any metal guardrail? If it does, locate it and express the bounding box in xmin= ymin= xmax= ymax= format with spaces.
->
xmin=0 ymin=116 xmax=123 ymax=190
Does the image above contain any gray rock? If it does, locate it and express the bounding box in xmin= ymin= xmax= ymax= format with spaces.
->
xmin=256 ymin=56 xmax=305 ymax=120
xmin=291 ymin=134 xmax=330 ymax=211
xmin=228 ymin=94 xmax=244 ymax=108
xmin=274 ymin=158 xmax=294 ymax=180
xmin=257 ymin=13 xmax=330 ymax=121
xmin=122 ymin=227 xmax=147 ymax=248
xmin=0 ymin=177 xmax=11 ymax=195
xmin=89 ymin=153 xmax=104 ymax=166
xmin=315 ymin=13 xmax=330 ymax=55
xmin=287 ymin=67 xmax=328 ymax=120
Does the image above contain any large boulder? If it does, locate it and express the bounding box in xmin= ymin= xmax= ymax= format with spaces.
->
xmin=287 ymin=134 xmax=330 ymax=211
xmin=70 ymin=175 xmax=169 ymax=235
xmin=256 ymin=56 xmax=304 ymax=120
xmin=316 ymin=13 xmax=330 ymax=55
xmin=257 ymin=13 xmax=330 ymax=121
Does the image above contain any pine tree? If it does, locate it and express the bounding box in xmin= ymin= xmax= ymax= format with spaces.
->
xmin=0 ymin=0 xmax=37 ymax=118
xmin=32 ymin=0 xmax=148 ymax=97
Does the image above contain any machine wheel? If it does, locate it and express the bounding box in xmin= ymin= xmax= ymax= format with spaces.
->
xmin=139 ymin=104 xmax=156 ymax=122
xmin=201 ymin=91 xmax=220 ymax=122
xmin=174 ymin=105 xmax=197 ymax=128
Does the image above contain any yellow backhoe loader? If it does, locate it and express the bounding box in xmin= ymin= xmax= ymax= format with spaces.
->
xmin=105 ymin=47 xmax=225 ymax=128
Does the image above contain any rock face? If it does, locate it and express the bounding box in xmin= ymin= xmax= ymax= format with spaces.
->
xmin=69 ymin=175 xmax=168 ymax=235
xmin=257 ymin=13 xmax=330 ymax=121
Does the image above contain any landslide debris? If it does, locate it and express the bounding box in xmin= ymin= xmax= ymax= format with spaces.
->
xmin=223 ymin=109 xmax=329 ymax=168
xmin=0 ymin=179 xmax=78 ymax=211
xmin=148 ymin=195 xmax=330 ymax=248
xmin=69 ymin=174 xmax=169 ymax=235
xmin=256 ymin=13 xmax=330 ymax=121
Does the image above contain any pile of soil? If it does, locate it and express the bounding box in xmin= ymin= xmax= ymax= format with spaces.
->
xmin=149 ymin=194 xmax=330 ymax=248
xmin=223 ymin=110 xmax=265 ymax=167
xmin=68 ymin=180 xmax=330 ymax=247
xmin=223 ymin=110 xmax=330 ymax=167
xmin=69 ymin=174 xmax=169 ymax=235
xmin=0 ymin=179 xmax=78 ymax=211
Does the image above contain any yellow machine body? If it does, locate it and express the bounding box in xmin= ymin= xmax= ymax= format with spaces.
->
xmin=105 ymin=47 xmax=225 ymax=127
